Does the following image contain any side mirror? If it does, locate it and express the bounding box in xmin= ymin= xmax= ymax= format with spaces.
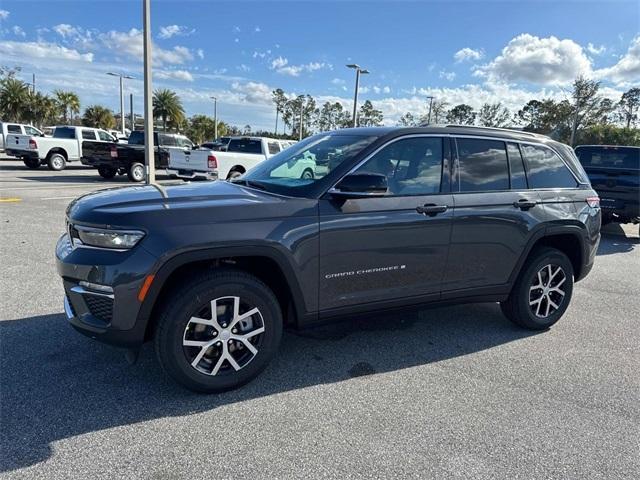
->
xmin=192 ymin=144 xmax=199 ymax=150
xmin=330 ymin=173 xmax=388 ymax=198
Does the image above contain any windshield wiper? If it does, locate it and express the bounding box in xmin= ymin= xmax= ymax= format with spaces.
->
xmin=231 ymin=179 xmax=268 ymax=191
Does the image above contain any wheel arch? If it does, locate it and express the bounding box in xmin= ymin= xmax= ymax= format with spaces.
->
xmin=47 ymin=148 xmax=68 ymax=160
xmin=138 ymin=246 xmax=309 ymax=342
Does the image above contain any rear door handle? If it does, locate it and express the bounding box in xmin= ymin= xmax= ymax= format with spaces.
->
xmin=513 ymin=199 xmax=537 ymax=210
xmin=416 ymin=204 xmax=448 ymax=216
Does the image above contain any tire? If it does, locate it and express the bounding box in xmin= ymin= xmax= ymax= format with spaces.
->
xmin=127 ymin=162 xmax=145 ymax=182
xmin=301 ymin=168 xmax=314 ymax=180
xmin=47 ymin=153 xmax=66 ymax=171
xmin=97 ymin=166 xmax=117 ymax=179
xmin=154 ymin=269 xmax=283 ymax=393
xmin=227 ymin=169 xmax=243 ymax=180
xmin=23 ymin=158 xmax=40 ymax=169
xmin=500 ymin=247 xmax=574 ymax=330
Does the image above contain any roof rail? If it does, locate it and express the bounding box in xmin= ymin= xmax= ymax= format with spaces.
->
xmin=419 ymin=123 xmax=541 ymax=138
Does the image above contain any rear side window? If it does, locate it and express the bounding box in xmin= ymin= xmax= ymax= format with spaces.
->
xmin=54 ymin=127 xmax=76 ymax=139
xmin=521 ymin=145 xmax=578 ymax=189
xmin=456 ymin=138 xmax=509 ymax=192
xmin=507 ymin=143 xmax=527 ymax=189
xmin=575 ymin=146 xmax=640 ymax=170
xmin=7 ymin=124 xmax=21 ymax=133
xmin=227 ymin=138 xmax=262 ymax=154
xmin=268 ymin=142 xmax=280 ymax=154
xmin=82 ymin=130 xmax=97 ymax=140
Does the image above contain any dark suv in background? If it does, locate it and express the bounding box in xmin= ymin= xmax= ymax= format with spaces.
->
xmin=56 ymin=126 xmax=601 ymax=392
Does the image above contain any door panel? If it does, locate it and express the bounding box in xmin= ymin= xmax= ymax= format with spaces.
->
xmin=319 ymin=194 xmax=454 ymax=310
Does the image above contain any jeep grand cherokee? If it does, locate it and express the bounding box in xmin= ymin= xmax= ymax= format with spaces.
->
xmin=56 ymin=126 xmax=601 ymax=392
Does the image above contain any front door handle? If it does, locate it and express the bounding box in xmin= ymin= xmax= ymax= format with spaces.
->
xmin=513 ymin=198 xmax=537 ymax=210
xmin=416 ymin=204 xmax=448 ymax=216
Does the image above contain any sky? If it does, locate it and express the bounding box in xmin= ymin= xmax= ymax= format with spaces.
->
xmin=0 ymin=0 xmax=639 ymax=131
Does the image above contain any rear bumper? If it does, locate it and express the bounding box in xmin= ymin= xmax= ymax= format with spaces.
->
xmin=166 ymin=168 xmax=218 ymax=181
xmin=6 ymin=149 xmax=37 ymax=159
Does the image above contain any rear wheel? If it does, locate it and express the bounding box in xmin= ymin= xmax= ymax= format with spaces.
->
xmin=301 ymin=168 xmax=314 ymax=180
xmin=227 ymin=169 xmax=243 ymax=180
xmin=47 ymin=153 xmax=66 ymax=171
xmin=97 ymin=166 xmax=117 ymax=179
xmin=23 ymin=158 xmax=40 ymax=169
xmin=500 ymin=247 xmax=574 ymax=330
xmin=127 ymin=162 xmax=145 ymax=182
xmin=154 ymin=269 xmax=283 ymax=393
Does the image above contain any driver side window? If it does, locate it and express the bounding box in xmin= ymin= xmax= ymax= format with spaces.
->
xmin=353 ymin=137 xmax=444 ymax=196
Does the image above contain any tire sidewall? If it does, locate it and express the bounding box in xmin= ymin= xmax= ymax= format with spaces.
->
xmin=129 ymin=163 xmax=145 ymax=182
xmin=157 ymin=275 xmax=282 ymax=392
xmin=301 ymin=168 xmax=314 ymax=179
xmin=48 ymin=154 xmax=66 ymax=171
xmin=515 ymin=249 xmax=574 ymax=329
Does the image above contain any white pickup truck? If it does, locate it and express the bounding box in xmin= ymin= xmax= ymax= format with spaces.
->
xmin=1 ymin=122 xmax=44 ymax=153
xmin=167 ymin=136 xmax=295 ymax=180
xmin=5 ymin=125 xmax=117 ymax=170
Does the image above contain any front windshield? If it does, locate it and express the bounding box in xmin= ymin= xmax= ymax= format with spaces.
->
xmin=239 ymin=134 xmax=378 ymax=196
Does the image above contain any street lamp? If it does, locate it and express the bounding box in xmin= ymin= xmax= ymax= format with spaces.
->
xmin=210 ymin=96 xmax=218 ymax=140
xmin=106 ymin=72 xmax=134 ymax=134
xmin=346 ymin=64 xmax=369 ymax=127
xmin=425 ymin=96 xmax=434 ymax=124
xmin=142 ymin=0 xmax=154 ymax=184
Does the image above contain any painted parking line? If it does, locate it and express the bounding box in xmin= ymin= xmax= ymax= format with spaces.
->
xmin=40 ymin=196 xmax=79 ymax=200
xmin=0 ymin=197 xmax=22 ymax=203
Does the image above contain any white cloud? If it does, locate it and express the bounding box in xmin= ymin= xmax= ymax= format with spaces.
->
xmin=587 ymin=43 xmax=606 ymax=56
xmin=100 ymin=29 xmax=193 ymax=65
xmin=254 ymin=26 xmax=261 ymax=33
xmin=0 ymin=40 xmax=93 ymax=62
xmin=237 ymin=64 xmax=251 ymax=72
xmin=156 ymin=69 xmax=194 ymax=82
xmin=454 ymin=47 xmax=484 ymax=63
xmin=382 ymin=86 xmax=391 ymax=94
xmin=232 ymin=26 xmax=241 ymax=33
xmin=595 ymin=35 xmax=640 ymax=85
xmin=196 ymin=48 xmax=204 ymax=60
xmin=231 ymin=81 xmax=272 ymax=104
xmin=439 ymin=70 xmax=456 ymax=81
xmin=12 ymin=25 xmax=25 ymax=37
xmin=0 ymin=10 xmax=9 ymax=20
xmin=158 ymin=25 xmax=194 ymax=39
xmin=53 ymin=24 xmax=79 ymax=38
xmin=275 ymin=61 xmax=332 ymax=77
xmin=477 ymin=34 xmax=592 ymax=86
xmin=271 ymin=56 xmax=288 ymax=69
xmin=331 ymin=78 xmax=345 ymax=85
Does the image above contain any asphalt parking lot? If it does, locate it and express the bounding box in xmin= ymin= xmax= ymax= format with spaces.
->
xmin=1 ymin=157 xmax=639 ymax=479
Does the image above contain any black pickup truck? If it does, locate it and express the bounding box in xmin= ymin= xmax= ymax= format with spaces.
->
xmin=81 ymin=131 xmax=192 ymax=182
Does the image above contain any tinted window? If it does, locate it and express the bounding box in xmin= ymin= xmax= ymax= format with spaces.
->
xmin=82 ymin=130 xmax=97 ymax=140
xmin=54 ymin=127 xmax=76 ymax=139
xmin=159 ymin=134 xmax=177 ymax=147
xmin=575 ymin=146 xmax=640 ymax=170
xmin=507 ymin=143 xmax=528 ymax=189
xmin=268 ymin=142 xmax=280 ymax=154
xmin=355 ymin=137 xmax=443 ymax=195
xmin=7 ymin=124 xmax=21 ymax=133
xmin=521 ymin=144 xmax=578 ymax=188
xmin=227 ymin=138 xmax=262 ymax=154
xmin=128 ymin=131 xmax=144 ymax=145
xmin=457 ymin=138 xmax=509 ymax=191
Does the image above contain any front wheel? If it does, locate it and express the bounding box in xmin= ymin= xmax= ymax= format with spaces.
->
xmin=97 ymin=166 xmax=117 ymax=179
xmin=154 ymin=269 xmax=283 ymax=393
xmin=500 ymin=247 xmax=574 ymax=330
xmin=301 ymin=168 xmax=314 ymax=180
xmin=127 ymin=162 xmax=145 ymax=182
xmin=47 ymin=153 xmax=66 ymax=171
xmin=23 ymin=158 xmax=40 ymax=169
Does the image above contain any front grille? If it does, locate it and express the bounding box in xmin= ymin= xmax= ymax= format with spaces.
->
xmin=84 ymin=295 xmax=114 ymax=323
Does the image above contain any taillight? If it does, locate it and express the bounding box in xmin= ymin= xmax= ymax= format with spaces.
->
xmin=29 ymin=139 xmax=37 ymax=149
xmin=586 ymin=196 xmax=600 ymax=208
xmin=207 ymin=155 xmax=217 ymax=169
xmin=110 ymin=146 xmax=118 ymax=158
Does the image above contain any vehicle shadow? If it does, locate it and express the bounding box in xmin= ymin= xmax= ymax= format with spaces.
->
xmin=597 ymin=224 xmax=639 ymax=256
xmin=0 ymin=303 xmax=538 ymax=472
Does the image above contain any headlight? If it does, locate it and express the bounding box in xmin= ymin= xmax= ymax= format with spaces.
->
xmin=73 ymin=225 xmax=145 ymax=250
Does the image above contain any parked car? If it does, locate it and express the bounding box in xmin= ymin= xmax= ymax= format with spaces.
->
xmin=56 ymin=125 xmax=601 ymax=393
xmin=5 ymin=126 xmax=116 ymax=170
xmin=574 ymin=145 xmax=639 ymax=231
xmin=1 ymin=122 xmax=44 ymax=153
xmin=81 ymin=131 xmax=195 ymax=182
xmin=167 ymin=136 xmax=293 ymax=180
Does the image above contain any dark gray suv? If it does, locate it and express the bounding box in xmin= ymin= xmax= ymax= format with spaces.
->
xmin=56 ymin=126 xmax=601 ymax=392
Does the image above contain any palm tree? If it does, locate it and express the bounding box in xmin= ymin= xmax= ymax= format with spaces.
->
xmin=153 ymin=89 xmax=185 ymax=131
xmin=0 ymin=77 xmax=30 ymax=122
xmin=54 ymin=90 xmax=81 ymax=124
xmin=24 ymin=92 xmax=58 ymax=128
xmin=82 ymin=105 xmax=116 ymax=130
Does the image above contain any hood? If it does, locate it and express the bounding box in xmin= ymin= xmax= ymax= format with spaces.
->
xmin=66 ymin=180 xmax=317 ymax=228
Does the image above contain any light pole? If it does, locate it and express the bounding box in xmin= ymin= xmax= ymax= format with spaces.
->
xmin=210 ymin=96 xmax=218 ymax=140
xmin=346 ymin=64 xmax=369 ymax=127
xmin=142 ymin=0 xmax=154 ymax=184
xmin=107 ymin=72 xmax=134 ymax=134
xmin=425 ymin=96 xmax=434 ymax=124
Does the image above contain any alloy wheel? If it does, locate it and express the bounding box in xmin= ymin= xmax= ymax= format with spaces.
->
xmin=528 ymin=264 xmax=567 ymax=318
xmin=182 ymin=296 xmax=265 ymax=376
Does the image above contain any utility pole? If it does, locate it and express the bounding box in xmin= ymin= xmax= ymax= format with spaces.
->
xmin=143 ymin=0 xmax=155 ymax=184
xmin=130 ymin=93 xmax=134 ymax=131
xmin=274 ymin=108 xmax=279 ymax=136
xmin=299 ymin=101 xmax=304 ymax=141
xmin=32 ymin=73 xmax=36 ymax=94
xmin=426 ymin=96 xmax=434 ymax=124
xmin=210 ymin=96 xmax=218 ymax=140
xmin=346 ymin=64 xmax=370 ymax=128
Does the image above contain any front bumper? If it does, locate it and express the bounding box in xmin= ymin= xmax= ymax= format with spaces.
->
xmin=56 ymin=233 xmax=158 ymax=347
